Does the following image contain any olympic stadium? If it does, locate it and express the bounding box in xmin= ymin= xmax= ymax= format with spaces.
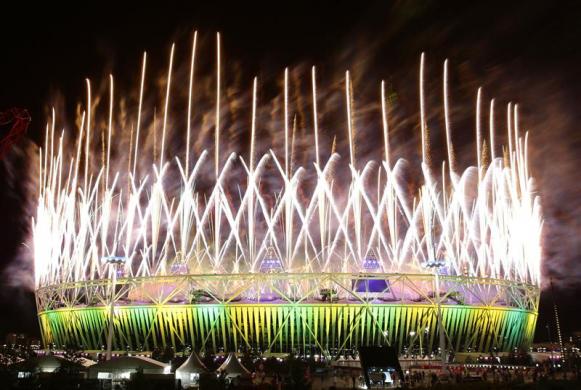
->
xmin=33 ymin=40 xmax=541 ymax=358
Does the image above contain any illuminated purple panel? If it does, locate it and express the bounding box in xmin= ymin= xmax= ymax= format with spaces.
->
xmin=259 ymin=247 xmax=284 ymax=273
xmin=352 ymin=278 xmax=390 ymax=293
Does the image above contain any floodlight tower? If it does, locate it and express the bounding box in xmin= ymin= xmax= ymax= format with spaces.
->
xmin=423 ymin=259 xmax=447 ymax=367
xmin=102 ymin=256 xmax=127 ymax=360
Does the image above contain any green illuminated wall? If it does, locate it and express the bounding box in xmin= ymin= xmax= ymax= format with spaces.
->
xmin=38 ymin=303 xmax=536 ymax=354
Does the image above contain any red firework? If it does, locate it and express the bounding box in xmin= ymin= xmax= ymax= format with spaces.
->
xmin=0 ymin=108 xmax=31 ymax=158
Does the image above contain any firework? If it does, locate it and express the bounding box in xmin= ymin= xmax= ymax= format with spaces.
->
xmin=34 ymin=34 xmax=541 ymax=355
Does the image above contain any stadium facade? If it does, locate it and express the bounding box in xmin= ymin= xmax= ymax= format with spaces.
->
xmin=37 ymin=271 xmax=538 ymax=355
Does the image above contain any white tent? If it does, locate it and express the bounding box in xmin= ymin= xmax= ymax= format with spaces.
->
xmin=175 ymin=351 xmax=208 ymax=388
xmin=29 ymin=356 xmax=63 ymax=373
xmin=216 ymin=353 xmax=250 ymax=378
xmin=11 ymin=355 xmax=83 ymax=374
xmin=88 ymin=356 xmax=169 ymax=380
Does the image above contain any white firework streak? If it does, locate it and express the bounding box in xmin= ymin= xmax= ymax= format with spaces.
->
xmin=33 ymin=42 xmax=542 ymax=297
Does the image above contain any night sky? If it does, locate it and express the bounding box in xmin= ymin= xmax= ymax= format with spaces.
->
xmin=0 ymin=1 xmax=579 ymax=343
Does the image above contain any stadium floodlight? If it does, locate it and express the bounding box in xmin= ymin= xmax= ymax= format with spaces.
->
xmin=423 ymin=259 xmax=447 ymax=367
xmin=102 ymin=256 xmax=127 ymax=265
xmin=102 ymin=256 xmax=127 ymax=361
xmin=422 ymin=259 xmax=446 ymax=269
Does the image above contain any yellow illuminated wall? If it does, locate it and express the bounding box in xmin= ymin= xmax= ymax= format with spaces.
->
xmin=39 ymin=303 xmax=537 ymax=354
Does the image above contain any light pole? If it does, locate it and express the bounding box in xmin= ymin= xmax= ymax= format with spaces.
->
xmin=422 ymin=327 xmax=429 ymax=358
xmin=103 ymin=256 xmax=126 ymax=361
xmin=409 ymin=331 xmax=416 ymax=371
xmin=423 ymin=259 xmax=447 ymax=368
